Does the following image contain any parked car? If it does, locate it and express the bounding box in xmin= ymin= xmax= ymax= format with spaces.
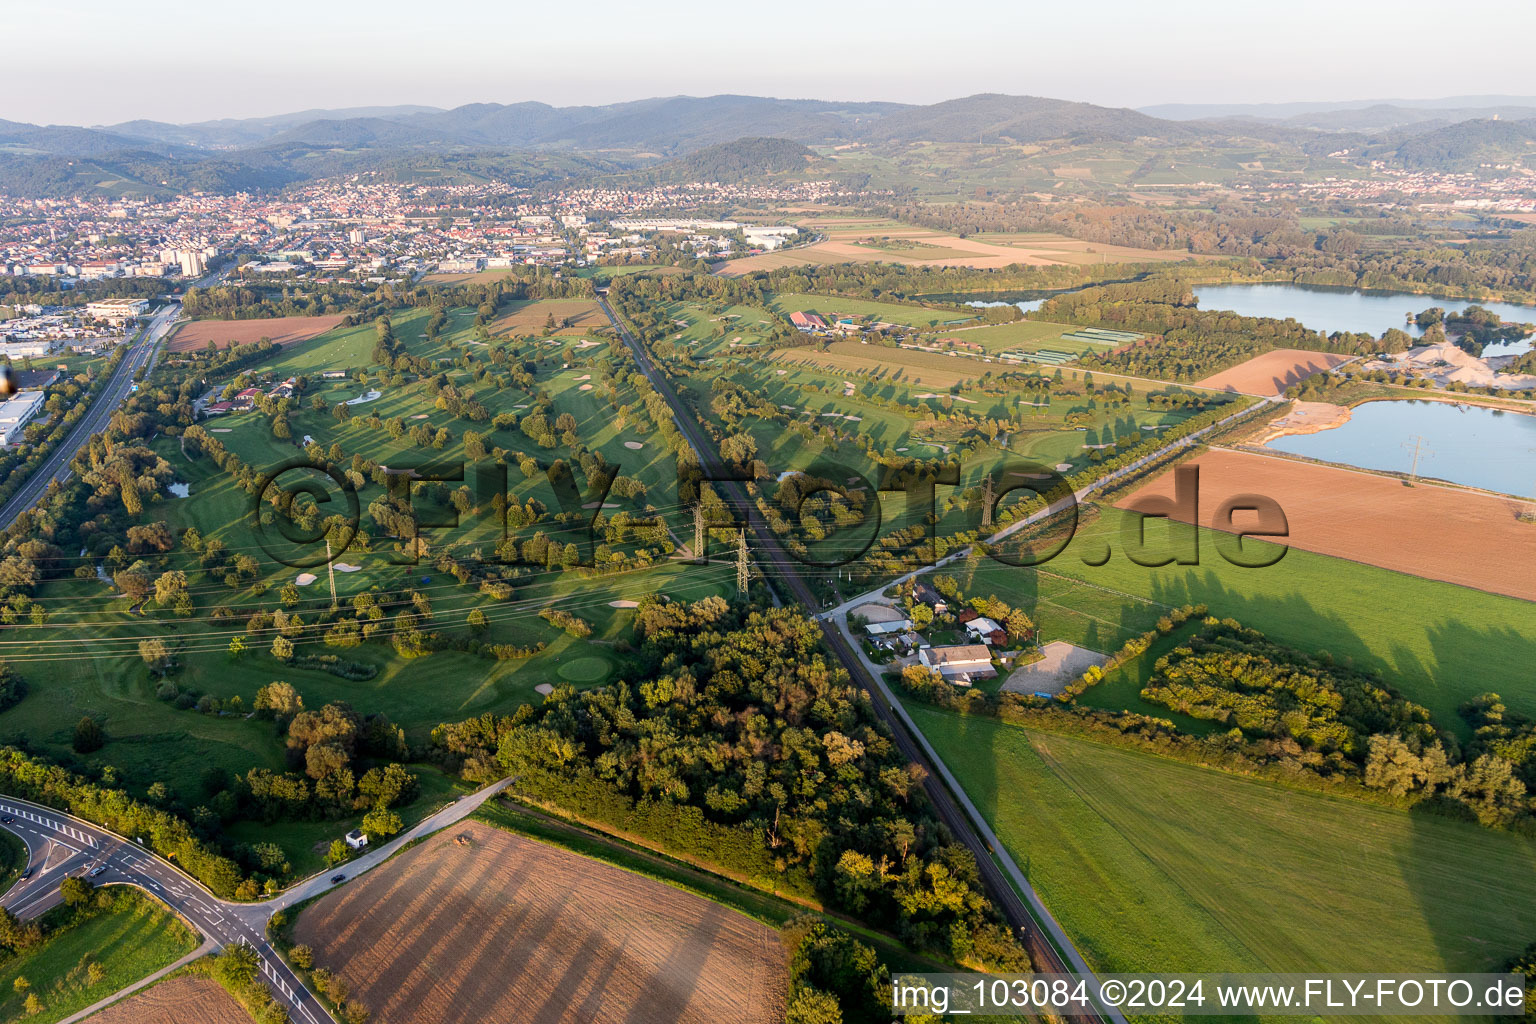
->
xmin=329 ymin=873 xmax=346 ymax=884
xmin=87 ymin=865 xmax=108 ymax=878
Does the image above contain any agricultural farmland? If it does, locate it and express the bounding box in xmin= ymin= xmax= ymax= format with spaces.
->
xmin=1195 ymin=348 xmax=1355 ymax=395
xmin=1117 ymin=447 xmax=1536 ymax=602
xmin=167 ymin=314 xmax=349 ymax=352
xmin=487 ymin=297 xmax=607 ymax=336
xmin=907 ymin=706 xmax=1536 ymax=981
xmin=87 ymin=975 xmax=251 ymax=1024
xmin=292 ymin=822 xmax=787 ymax=1024
xmin=715 ymin=218 xmax=1198 ymax=275
xmin=770 ymin=341 xmax=986 ymax=388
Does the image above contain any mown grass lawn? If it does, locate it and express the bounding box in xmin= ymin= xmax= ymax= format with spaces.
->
xmin=1 ymin=302 xmax=736 ymax=800
xmin=907 ymin=703 xmax=1536 ymax=982
xmin=0 ymin=891 xmax=199 ymax=1023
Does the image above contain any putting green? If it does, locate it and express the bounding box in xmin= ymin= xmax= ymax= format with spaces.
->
xmin=556 ymin=656 xmax=610 ymax=684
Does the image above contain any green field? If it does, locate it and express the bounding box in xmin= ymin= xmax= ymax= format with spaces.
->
xmin=956 ymin=505 xmax=1536 ymax=731
xmin=908 ymin=704 xmax=1536 ymax=981
xmin=769 ymin=292 xmax=978 ymax=329
xmin=655 ymin=299 xmax=780 ymax=358
xmin=918 ymin=319 xmax=1098 ymax=356
xmin=0 ymin=892 xmax=199 ymax=1023
xmin=223 ymin=766 xmax=464 ymax=875
xmin=0 ymin=301 xmax=737 ymax=801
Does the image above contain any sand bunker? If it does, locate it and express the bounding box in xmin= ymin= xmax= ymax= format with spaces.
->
xmin=623 ymin=441 xmax=644 ymax=450
xmin=535 ymin=683 xmax=555 ymax=696
xmin=608 ymin=599 xmax=640 ymax=608
xmin=295 ymin=573 xmax=318 ymax=586
xmin=579 ymin=384 xmax=593 ymax=391
xmin=576 ymin=374 xmax=592 ymax=380
xmin=344 ymin=389 xmax=382 ymax=406
xmin=333 ymin=563 xmax=362 ymax=572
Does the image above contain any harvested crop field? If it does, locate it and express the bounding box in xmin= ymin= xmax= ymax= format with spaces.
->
xmin=88 ymin=976 xmax=250 ymax=1024
xmin=168 ymin=314 xmax=348 ymax=352
xmin=1116 ymin=447 xmax=1536 ymax=602
xmin=1196 ymin=348 xmax=1353 ymax=396
xmin=716 ymin=224 xmax=1194 ymax=276
xmin=770 ymin=342 xmax=981 ymax=387
xmin=488 ymin=299 xmax=606 ymax=336
xmin=293 ymin=822 xmax=786 ymax=1024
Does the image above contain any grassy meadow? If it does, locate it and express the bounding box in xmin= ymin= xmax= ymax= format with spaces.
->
xmin=0 ymin=892 xmax=199 ymax=1023
xmin=953 ymin=505 xmax=1536 ymax=731
xmin=908 ymin=704 xmax=1536 ymax=982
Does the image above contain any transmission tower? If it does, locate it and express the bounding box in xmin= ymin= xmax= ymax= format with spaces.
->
xmin=326 ymin=538 xmax=338 ymax=611
xmin=736 ymin=530 xmax=750 ymax=596
xmin=1402 ymin=435 xmax=1431 ymax=486
xmin=693 ymin=503 xmax=706 ymax=561
xmin=981 ymin=475 xmax=995 ymax=530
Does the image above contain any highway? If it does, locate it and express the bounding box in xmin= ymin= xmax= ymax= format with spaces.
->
xmin=0 ymin=796 xmax=329 ymax=1024
xmin=0 ymin=780 xmax=513 ymax=1024
xmin=596 ymin=294 xmax=1126 ymax=1022
xmin=0 ymin=300 xmax=182 ymax=533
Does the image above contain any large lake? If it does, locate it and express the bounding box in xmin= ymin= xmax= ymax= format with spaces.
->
xmin=1193 ymin=282 xmax=1536 ymax=353
xmin=1268 ymin=399 xmax=1536 ymax=497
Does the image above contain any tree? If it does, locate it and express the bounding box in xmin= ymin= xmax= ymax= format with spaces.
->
xmin=23 ymin=993 xmax=41 ymax=1016
xmin=228 ymin=635 xmax=247 ymax=661
xmin=254 ymin=682 xmax=304 ymax=722
xmin=60 ymin=876 xmax=93 ymax=905
xmin=214 ymin=942 xmax=260 ymax=987
xmin=72 ymin=717 xmax=105 ymax=754
xmin=785 ymin=988 xmax=842 ymax=1024
xmin=325 ymin=839 xmax=350 ymax=865
xmin=361 ymin=807 xmax=403 ymax=840
xmin=271 ymin=635 xmax=294 ymax=662
xmin=467 ymin=608 xmax=487 ymax=631
xmin=138 ymin=637 xmax=172 ymax=676
xmin=153 ymin=570 xmax=188 ymax=609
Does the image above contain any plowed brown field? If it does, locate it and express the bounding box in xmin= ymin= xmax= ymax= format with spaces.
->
xmin=1116 ymin=448 xmax=1536 ymax=601
xmin=293 ymin=822 xmax=786 ymax=1024
xmin=1196 ymin=349 xmax=1353 ymax=396
xmin=88 ymin=976 xmax=250 ymax=1024
xmin=168 ymin=315 xmax=348 ymax=352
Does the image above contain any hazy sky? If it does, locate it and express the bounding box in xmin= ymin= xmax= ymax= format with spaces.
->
xmin=13 ymin=0 xmax=1536 ymax=125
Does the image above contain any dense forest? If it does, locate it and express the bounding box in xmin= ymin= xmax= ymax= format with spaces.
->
xmin=1043 ymin=275 xmax=1406 ymax=379
xmin=434 ymin=597 xmax=1030 ymax=972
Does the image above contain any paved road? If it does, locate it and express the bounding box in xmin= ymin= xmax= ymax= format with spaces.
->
xmin=0 ymin=779 xmax=511 ymax=1024
xmin=0 ymin=301 xmax=181 ymax=533
xmin=0 ymin=797 xmax=330 ymax=1024
xmin=597 ymin=294 xmax=1125 ymax=1021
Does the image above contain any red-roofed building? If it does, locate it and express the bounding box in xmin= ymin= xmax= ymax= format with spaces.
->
xmin=789 ymin=311 xmax=828 ymax=333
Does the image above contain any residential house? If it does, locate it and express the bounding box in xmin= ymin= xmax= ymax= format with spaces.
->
xmin=912 ymin=582 xmax=948 ymax=615
xmin=918 ymin=644 xmax=997 ymax=686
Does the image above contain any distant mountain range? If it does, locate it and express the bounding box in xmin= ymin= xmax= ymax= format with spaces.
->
xmin=2 ymin=93 xmax=1534 ymax=198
